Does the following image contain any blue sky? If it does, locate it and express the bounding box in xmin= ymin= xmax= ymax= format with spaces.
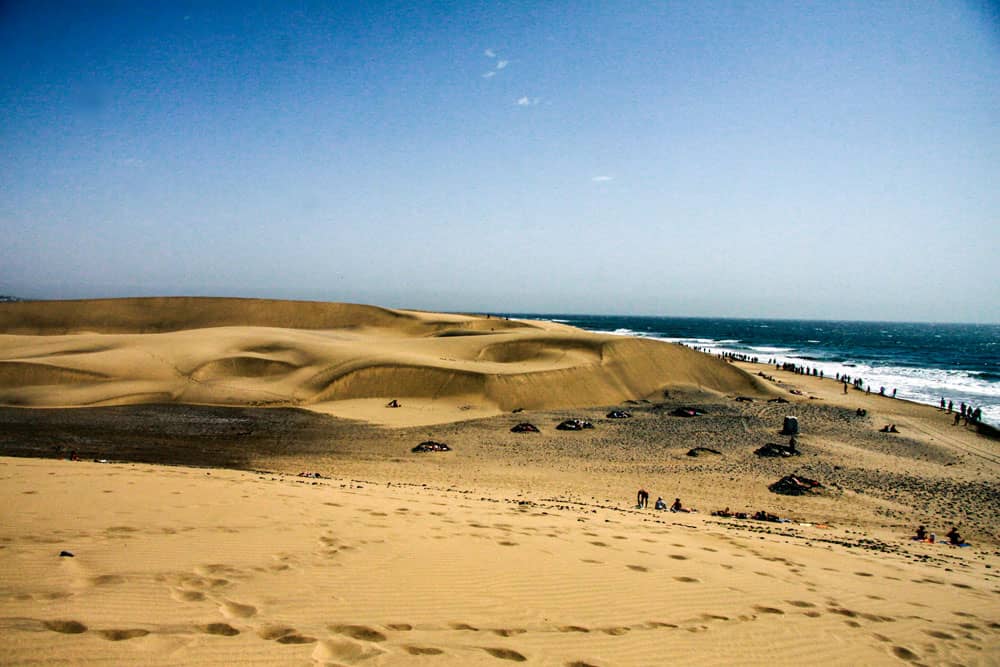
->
xmin=2 ymin=1 xmax=998 ymax=322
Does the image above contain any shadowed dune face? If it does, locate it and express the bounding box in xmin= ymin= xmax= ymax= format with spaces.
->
xmin=0 ymin=298 xmax=772 ymax=425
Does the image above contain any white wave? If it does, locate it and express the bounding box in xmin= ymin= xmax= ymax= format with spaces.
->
xmin=749 ymin=346 xmax=794 ymax=353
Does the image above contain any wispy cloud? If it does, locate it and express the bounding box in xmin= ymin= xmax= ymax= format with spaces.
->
xmin=481 ymin=50 xmax=510 ymax=79
xmin=591 ymin=175 xmax=614 ymax=182
xmin=516 ymin=96 xmax=540 ymax=106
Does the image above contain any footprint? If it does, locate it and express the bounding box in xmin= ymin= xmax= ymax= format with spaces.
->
xmin=492 ymin=628 xmax=526 ymax=637
xmin=386 ymin=623 xmax=413 ymax=631
xmin=600 ymin=626 xmax=630 ymax=636
xmin=219 ymin=600 xmax=257 ymax=619
xmin=276 ymin=633 xmax=316 ymax=644
xmin=785 ymin=600 xmax=815 ymax=608
xmin=753 ymin=606 xmax=784 ymax=615
xmin=98 ymin=629 xmax=150 ymax=641
xmin=481 ymin=647 xmax=527 ymax=661
xmin=329 ymin=624 xmax=387 ymax=642
xmin=312 ymin=638 xmax=384 ymax=663
xmin=200 ymin=623 xmax=239 ymax=636
xmin=558 ymin=625 xmax=590 ymax=633
xmin=498 ymin=541 xmax=518 ymax=547
xmin=590 ymin=541 xmax=609 ymax=547
xmin=405 ymin=646 xmax=445 ymax=655
xmin=44 ymin=620 xmax=87 ymax=634
xmin=627 ymin=565 xmax=648 ymax=572
xmin=669 ymin=554 xmax=689 ymax=560
xmin=892 ymin=646 xmax=920 ymax=662
xmin=257 ymin=625 xmax=296 ymax=640
xmin=924 ymin=630 xmax=956 ymax=640
xmin=674 ymin=576 xmax=699 ymax=583
xmin=89 ymin=575 xmax=125 ymax=586
xmin=450 ymin=622 xmax=479 ymax=631
xmin=566 ymin=662 xmax=601 ymax=667
xmin=171 ymin=589 xmax=205 ymax=603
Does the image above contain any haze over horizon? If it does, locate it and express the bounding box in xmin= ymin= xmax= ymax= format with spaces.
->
xmin=2 ymin=2 xmax=998 ymax=323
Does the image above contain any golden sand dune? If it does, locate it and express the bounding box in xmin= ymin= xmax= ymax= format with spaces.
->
xmin=0 ymin=298 xmax=770 ymax=425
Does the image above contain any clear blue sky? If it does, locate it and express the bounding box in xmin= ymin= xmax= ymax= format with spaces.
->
xmin=2 ymin=1 xmax=998 ymax=322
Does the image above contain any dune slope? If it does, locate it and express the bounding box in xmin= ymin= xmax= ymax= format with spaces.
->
xmin=0 ymin=298 xmax=770 ymax=425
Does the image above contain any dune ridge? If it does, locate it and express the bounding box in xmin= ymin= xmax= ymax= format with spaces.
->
xmin=0 ymin=298 xmax=770 ymax=424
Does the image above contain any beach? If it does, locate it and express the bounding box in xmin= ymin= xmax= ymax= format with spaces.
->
xmin=1 ymin=298 xmax=998 ymax=665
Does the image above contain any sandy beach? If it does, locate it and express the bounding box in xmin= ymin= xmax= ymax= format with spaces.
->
xmin=1 ymin=298 xmax=998 ymax=665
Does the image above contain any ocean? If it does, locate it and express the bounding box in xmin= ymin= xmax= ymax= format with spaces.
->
xmin=502 ymin=315 xmax=1000 ymax=427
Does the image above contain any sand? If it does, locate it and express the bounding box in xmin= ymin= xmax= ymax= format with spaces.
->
xmin=0 ymin=298 xmax=767 ymax=425
xmin=1 ymin=298 xmax=998 ymax=665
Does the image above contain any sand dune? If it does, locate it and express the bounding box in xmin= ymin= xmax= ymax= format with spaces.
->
xmin=1 ymin=457 xmax=996 ymax=666
xmin=2 ymin=299 xmax=999 ymax=665
xmin=0 ymin=298 xmax=770 ymax=425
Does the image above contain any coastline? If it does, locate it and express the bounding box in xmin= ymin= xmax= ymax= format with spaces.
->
xmin=1 ymin=298 xmax=998 ymax=664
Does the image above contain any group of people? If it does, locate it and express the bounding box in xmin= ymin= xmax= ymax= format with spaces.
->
xmin=941 ymin=399 xmax=983 ymax=425
xmin=782 ymin=362 xmax=825 ymax=379
xmin=913 ymin=525 xmax=969 ymax=547
xmin=636 ymin=489 xmax=695 ymax=513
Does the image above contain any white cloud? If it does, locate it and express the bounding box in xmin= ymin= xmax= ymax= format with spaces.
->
xmin=484 ymin=49 xmax=496 ymax=58
xmin=496 ymin=60 xmax=509 ymax=70
xmin=516 ymin=97 xmax=539 ymax=106
xmin=591 ymin=175 xmax=614 ymax=182
xmin=482 ymin=71 xmax=496 ymax=79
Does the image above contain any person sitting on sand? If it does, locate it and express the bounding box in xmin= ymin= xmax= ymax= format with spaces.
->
xmin=654 ymin=497 xmax=667 ymax=510
xmin=670 ymin=498 xmax=692 ymax=513
xmin=637 ymin=488 xmax=649 ymax=509
xmin=712 ymin=507 xmax=733 ymax=518
xmin=946 ymin=526 xmax=964 ymax=546
xmin=889 ymin=424 xmax=899 ymax=433
xmin=914 ymin=525 xmax=927 ymax=541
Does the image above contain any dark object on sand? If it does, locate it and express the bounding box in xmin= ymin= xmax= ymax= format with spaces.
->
xmin=511 ymin=407 xmax=524 ymax=413
xmin=606 ymin=410 xmax=632 ymax=419
xmin=412 ymin=441 xmax=450 ymax=453
xmin=59 ymin=550 xmax=74 ymax=558
xmin=781 ymin=416 xmax=799 ymax=435
xmin=556 ymin=419 xmax=593 ymax=431
xmin=510 ymin=422 xmax=540 ymax=433
xmin=755 ymin=442 xmax=800 ymax=458
xmin=768 ymin=475 xmax=822 ymax=496
xmin=856 ymin=408 xmax=867 ymax=417
xmin=768 ymin=397 xmax=790 ymax=404
xmin=686 ymin=447 xmax=721 ymax=457
xmin=734 ymin=396 xmax=754 ymax=402
xmin=386 ymin=399 xmax=400 ymax=408
xmin=670 ymin=407 xmax=706 ymax=418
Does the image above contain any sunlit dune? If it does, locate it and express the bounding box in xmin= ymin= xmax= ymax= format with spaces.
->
xmin=0 ymin=297 xmax=770 ymax=426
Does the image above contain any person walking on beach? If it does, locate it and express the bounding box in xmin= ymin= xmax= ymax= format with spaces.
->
xmin=637 ymin=488 xmax=649 ymax=509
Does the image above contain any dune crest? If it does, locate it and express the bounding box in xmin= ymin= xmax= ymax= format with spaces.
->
xmin=0 ymin=298 xmax=770 ymax=425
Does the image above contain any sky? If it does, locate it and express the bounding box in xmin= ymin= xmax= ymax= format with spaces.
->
xmin=1 ymin=1 xmax=998 ymax=322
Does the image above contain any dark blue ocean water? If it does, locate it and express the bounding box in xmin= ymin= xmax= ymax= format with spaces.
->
xmin=502 ymin=315 xmax=1000 ymax=426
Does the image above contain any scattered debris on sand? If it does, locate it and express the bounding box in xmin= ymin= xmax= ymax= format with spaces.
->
xmin=769 ymin=475 xmax=822 ymax=496
xmin=510 ymin=422 xmax=540 ymax=433
xmin=755 ymin=442 xmax=800 ymax=458
xmin=686 ymin=447 xmax=721 ymax=457
xmin=555 ymin=419 xmax=593 ymax=431
xmin=606 ymin=410 xmax=632 ymax=419
xmin=412 ymin=441 xmax=451 ymax=453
